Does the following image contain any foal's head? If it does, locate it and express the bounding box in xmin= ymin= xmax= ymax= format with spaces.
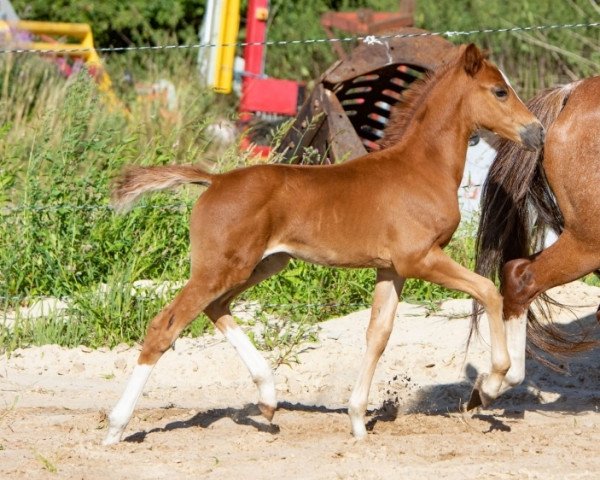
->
xmin=458 ymin=44 xmax=544 ymax=151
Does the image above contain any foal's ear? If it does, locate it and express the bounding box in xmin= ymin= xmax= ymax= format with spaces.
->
xmin=462 ymin=43 xmax=486 ymax=77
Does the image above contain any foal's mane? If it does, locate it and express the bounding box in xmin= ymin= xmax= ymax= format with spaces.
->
xmin=378 ymin=48 xmax=465 ymax=150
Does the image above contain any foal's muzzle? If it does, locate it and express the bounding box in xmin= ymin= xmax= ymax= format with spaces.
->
xmin=519 ymin=122 xmax=545 ymax=151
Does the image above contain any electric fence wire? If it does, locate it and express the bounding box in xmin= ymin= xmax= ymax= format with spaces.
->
xmin=0 ymin=21 xmax=598 ymax=55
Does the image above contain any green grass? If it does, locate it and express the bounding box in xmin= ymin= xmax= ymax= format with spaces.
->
xmin=0 ymin=51 xmax=480 ymax=353
xmin=2 ymin=1 xmax=599 ymax=352
xmin=0 ymin=55 xmax=231 ymax=351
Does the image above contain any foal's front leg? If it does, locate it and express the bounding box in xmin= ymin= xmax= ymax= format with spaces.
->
xmin=348 ymin=269 xmax=405 ymax=438
xmin=412 ymin=247 xmax=511 ymax=408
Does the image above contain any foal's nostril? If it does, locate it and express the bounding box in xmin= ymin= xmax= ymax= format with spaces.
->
xmin=520 ymin=122 xmax=545 ymax=151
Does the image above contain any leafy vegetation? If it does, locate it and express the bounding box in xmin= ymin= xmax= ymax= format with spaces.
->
xmin=1 ymin=1 xmax=599 ymax=351
xmin=417 ymin=0 xmax=600 ymax=97
xmin=0 ymin=52 xmax=473 ymax=351
xmin=11 ymin=0 xmax=600 ymax=93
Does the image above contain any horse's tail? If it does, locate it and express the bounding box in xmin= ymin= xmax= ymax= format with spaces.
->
xmin=112 ymin=165 xmax=214 ymax=213
xmin=473 ymin=81 xmax=592 ymax=366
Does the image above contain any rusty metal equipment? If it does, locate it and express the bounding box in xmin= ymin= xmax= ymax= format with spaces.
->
xmin=276 ymin=28 xmax=454 ymax=164
xmin=320 ymin=0 xmax=416 ymax=59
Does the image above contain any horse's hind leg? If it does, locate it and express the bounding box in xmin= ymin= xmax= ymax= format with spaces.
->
xmin=348 ymin=268 xmax=405 ymax=438
xmin=492 ymin=232 xmax=600 ymax=398
xmin=103 ymin=276 xmax=219 ymax=445
xmin=103 ymin=250 xmax=275 ymax=445
xmin=205 ymin=253 xmax=290 ymax=421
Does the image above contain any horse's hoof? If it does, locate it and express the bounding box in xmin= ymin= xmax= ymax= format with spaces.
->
xmin=465 ymin=387 xmax=482 ymax=411
xmin=102 ymin=428 xmax=122 ymax=446
xmin=350 ymin=421 xmax=368 ymax=440
xmin=465 ymin=374 xmax=494 ymax=411
xmin=258 ymin=402 xmax=276 ymax=422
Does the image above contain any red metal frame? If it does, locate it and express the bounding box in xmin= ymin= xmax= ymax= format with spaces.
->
xmin=242 ymin=0 xmax=267 ymax=78
xmin=240 ymin=77 xmax=299 ymax=116
xmin=240 ymin=0 xmax=301 ymax=157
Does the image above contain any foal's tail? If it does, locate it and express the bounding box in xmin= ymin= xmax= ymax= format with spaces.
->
xmin=473 ymin=81 xmax=591 ymax=365
xmin=112 ymin=165 xmax=214 ymax=212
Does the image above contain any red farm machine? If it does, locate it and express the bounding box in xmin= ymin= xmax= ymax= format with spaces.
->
xmin=277 ymin=30 xmax=454 ymax=163
xmin=198 ymin=0 xmax=305 ymax=157
xmin=199 ymin=0 xmax=424 ymax=159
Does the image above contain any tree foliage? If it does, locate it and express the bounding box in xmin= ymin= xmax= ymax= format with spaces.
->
xmin=12 ymin=0 xmax=206 ymax=46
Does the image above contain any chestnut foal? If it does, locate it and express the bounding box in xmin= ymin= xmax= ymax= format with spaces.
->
xmin=103 ymin=44 xmax=543 ymax=445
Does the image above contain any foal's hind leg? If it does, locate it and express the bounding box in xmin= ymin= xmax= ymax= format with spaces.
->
xmin=348 ymin=268 xmax=405 ymax=438
xmin=409 ymin=247 xmax=510 ymax=408
xmin=104 ymin=277 xmax=218 ymax=445
xmin=205 ymin=253 xmax=290 ymax=421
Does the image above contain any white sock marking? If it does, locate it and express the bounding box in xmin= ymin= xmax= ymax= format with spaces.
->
xmin=504 ymin=313 xmax=527 ymax=387
xmin=223 ymin=327 xmax=276 ymax=409
xmin=103 ymin=364 xmax=153 ymax=445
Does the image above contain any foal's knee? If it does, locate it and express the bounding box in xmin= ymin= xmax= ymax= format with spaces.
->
xmin=366 ymin=325 xmax=393 ymax=355
xmin=479 ymin=278 xmax=503 ymax=315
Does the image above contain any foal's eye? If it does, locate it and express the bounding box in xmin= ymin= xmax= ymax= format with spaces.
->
xmin=493 ymin=87 xmax=508 ymax=99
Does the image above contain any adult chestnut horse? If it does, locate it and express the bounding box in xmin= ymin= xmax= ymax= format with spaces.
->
xmin=103 ymin=44 xmax=543 ymax=445
xmin=472 ymin=76 xmax=600 ymax=407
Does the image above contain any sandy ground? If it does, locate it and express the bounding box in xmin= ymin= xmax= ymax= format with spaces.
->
xmin=2 ymin=281 xmax=600 ymax=479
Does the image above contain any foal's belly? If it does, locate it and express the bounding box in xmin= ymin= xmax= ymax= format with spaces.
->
xmin=263 ymin=242 xmax=393 ymax=269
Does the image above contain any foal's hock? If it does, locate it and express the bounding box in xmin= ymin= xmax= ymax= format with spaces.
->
xmin=103 ymin=44 xmax=543 ymax=445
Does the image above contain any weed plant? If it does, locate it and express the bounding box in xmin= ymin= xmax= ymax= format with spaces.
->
xmin=2 ymin=0 xmax=599 ymax=351
xmin=0 ymin=55 xmax=233 ymax=350
xmin=0 ymin=53 xmax=476 ymax=352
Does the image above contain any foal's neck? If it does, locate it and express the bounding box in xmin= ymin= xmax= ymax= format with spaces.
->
xmin=388 ymin=72 xmax=473 ymax=187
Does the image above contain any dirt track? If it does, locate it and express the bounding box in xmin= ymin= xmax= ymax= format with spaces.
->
xmin=2 ymin=281 xmax=600 ymax=479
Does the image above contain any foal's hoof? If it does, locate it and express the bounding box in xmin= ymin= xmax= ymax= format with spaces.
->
xmin=258 ymin=402 xmax=276 ymax=422
xmin=465 ymin=374 xmax=494 ymax=411
xmin=102 ymin=428 xmax=122 ymax=446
